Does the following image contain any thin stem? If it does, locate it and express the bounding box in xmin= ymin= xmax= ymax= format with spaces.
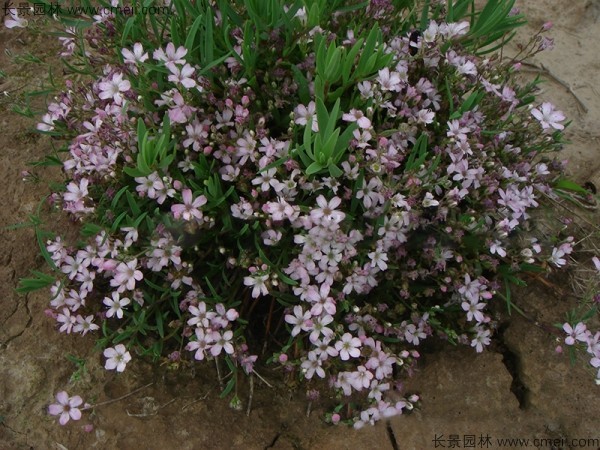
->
xmin=246 ymin=374 xmax=254 ymax=416
xmin=83 ymin=382 xmax=154 ymax=410
xmin=215 ymin=357 xmax=224 ymax=390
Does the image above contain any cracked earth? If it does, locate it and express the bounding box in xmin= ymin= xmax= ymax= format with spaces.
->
xmin=1 ymin=1 xmax=600 ymax=449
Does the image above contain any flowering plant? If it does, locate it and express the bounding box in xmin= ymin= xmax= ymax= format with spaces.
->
xmin=13 ymin=0 xmax=599 ymax=427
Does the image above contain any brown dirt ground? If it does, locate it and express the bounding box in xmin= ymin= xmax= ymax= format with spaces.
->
xmin=1 ymin=2 xmax=599 ymax=449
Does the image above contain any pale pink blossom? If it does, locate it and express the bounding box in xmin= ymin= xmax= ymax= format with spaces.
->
xmin=153 ymin=42 xmax=188 ymax=68
xmin=98 ymin=73 xmax=130 ymax=104
xmin=167 ymin=63 xmax=197 ymax=89
xmin=104 ymin=344 xmax=132 ymax=372
xmin=103 ymin=292 xmax=131 ymax=319
xmin=48 ymin=391 xmax=83 ymax=425
xmin=63 ymin=179 xmax=89 ymax=203
xmin=285 ymin=305 xmax=312 ymax=337
xmin=121 ymin=43 xmax=148 ymax=65
xmin=110 ymin=259 xmax=143 ymax=292
xmin=377 ymin=67 xmax=402 ymax=92
xmin=244 ymin=273 xmax=269 ymax=298
xmin=294 ymin=101 xmax=318 ymax=132
xmin=186 ymin=328 xmax=214 ymax=360
xmin=210 ymin=330 xmax=234 ymax=356
xmin=342 ymin=109 xmax=371 ymax=129
xmin=310 ymin=195 xmax=345 ymax=224
xmin=171 ymin=189 xmax=207 ymax=221
xmin=335 ymin=333 xmax=362 ymax=360
xmin=531 ymin=102 xmax=565 ymax=130
xmin=563 ymin=322 xmax=588 ymax=346
xmin=4 ymin=8 xmax=28 ymax=29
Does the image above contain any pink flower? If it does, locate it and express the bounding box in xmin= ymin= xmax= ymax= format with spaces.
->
xmin=243 ymin=273 xmax=269 ymax=298
xmin=489 ymin=240 xmax=506 ymax=257
xmin=301 ymin=351 xmax=325 ymax=379
xmin=103 ymin=344 xmax=132 ymax=372
xmin=103 ymin=292 xmax=131 ymax=319
xmin=153 ymin=43 xmax=188 ymax=69
xmin=121 ymin=43 xmax=148 ymax=65
xmin=110 ymin=259 xmax=143 ymax=292
xmin=48 ymin=391 xmax=83 ymax=425
xmin=4 ymin=8 xmax=28 ymax=29
xmin=73 ymin=315 xmax=99 ymax=335
xmin=98 ymin=73 xmax=131 ymax=105
xmin=210 ymin=330 xmax=234 ymax=356
xmin=310 ymin=195 xmax=345 ymax=224
xmin=549 ymin=247 xmax=567 ymax=268
xmin=293 ymin=101 xmax=318 ymax=132
xmin=377 ymin=67 xmax=402 ymax=92
xmin=57 ymin=308 xmax=77 ymax=334
xmin=531 ymin=102 xmax=565 ymax=130
xmin=471 ymin=327 xmax=491 ymax=352
xmin=63 ymin=179 xmax=89 ymax=203
xmin=592 ymin=256 xmax=600 ymax=273
xmin=462 ymin=300 xmax=486 ymax=323
xmin=342 ymin=109 xmax=371 ymax=129
xmin=563 ymin=322 xmax=588 ymax=346
xmin=186 ymin=328 xmax=214 ymax=361
xmin=285 ymin=305 xmax=312 ymax=337
xmin=335 ymin=333 xmax=362 ymax=360
xmin=167 ymin=63 xmax=197 ymax=89
xmin=171 ymin=189 xmax=207 ymax=221
xmin=167 ymin=91 xmax=197 ymax=124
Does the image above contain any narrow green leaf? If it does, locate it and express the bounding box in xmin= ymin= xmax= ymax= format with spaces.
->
xmin=185 ymin=14 xmax=204 ymax=55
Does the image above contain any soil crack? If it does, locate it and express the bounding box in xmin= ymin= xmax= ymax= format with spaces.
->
xmin=1 ymin=294 xmax=33 ymax=347
xmin=495 ymin=324 xmax=529 ymax=409
xmin=264 ymin=432 xmax=281 ymax=449
xmin=386 ymin=421 xmax=400 ymax=450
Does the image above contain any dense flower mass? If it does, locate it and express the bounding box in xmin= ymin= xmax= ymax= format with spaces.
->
xmin=17 ymin=0 xmax=598 ymax=427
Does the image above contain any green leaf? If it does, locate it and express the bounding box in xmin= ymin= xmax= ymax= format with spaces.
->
xmin=306 ymin=161 xmax=324 ymax=175
xmin=203 ymin=8 xmax=215 ymax=66
xmin=36 ymin=227 xmax=58 ymax=271
xmin=554 ymin=178 xmax=589 ymax=195
xmin=110 ymin=211 xmax=128 ymax=233
xmin=342 ymin=37 xmax=364 ymax=85
xmin=185 ymin=14 xmax=204 ymax=55
xmin=290 ymin=65 xmax=310 ymax=104
xmin=81 ymin=223 xmax=103 ymax=237
xmin=328 ymin=163 xmax=343 ymax=178
xmin=155 ymin=311 xmax=165 ymax=338
xmin=126 ymin=190 xmax=142 ymax=216
xmin=16 ymin=271 xmax=56 ymax=294
xmin=357 ymin=24 xmax=380 ymax=76
xmin=220 ymin=376 xmax=236 ymax=398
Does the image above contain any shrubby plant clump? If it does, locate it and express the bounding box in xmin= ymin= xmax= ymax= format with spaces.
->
xmin=11 ymin=0 xmax=599 ymax=427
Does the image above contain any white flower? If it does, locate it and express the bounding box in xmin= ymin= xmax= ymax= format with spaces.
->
xmin=549 ymin=247 xmax=567 ymax=268
xmin=422 ymin=192 xmax=439 ymax=207
xmin=48 ymin=391 xmax=83 ymax=425
xmin=4 ymin=8 xmax=28 ymax=29
xmin=104 ymin=344 xmax=132 ymax=372
xmin=377 ymin=67 xmax=402 ymax=92
xmin=592 ymin=256 xmax=600 ymax=273
xmin=98 ymin=73 xmax=131 ymax=104
xmin=121 ymin=43 xmax=149 ymax=64
xmin=63 ymin=179 xmax=89 ymax=203
xmin=244 ymin=273 xmax=269 ymax=298
xmin=335 ymin=333 xmax=362 ymax=360
xmin=103 ymin=292 xmax=131 ymax=319
xmin=489 ymin=240 xmax=506 ymax=257
xmin=563 ymin=322 xmax=588 ymax=346
xmin=531 ymin=102 xmax=565 ymax=130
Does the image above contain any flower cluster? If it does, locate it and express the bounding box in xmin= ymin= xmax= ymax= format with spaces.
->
xmin=27 ymin=0 xmax=589 ymax=427
xmin=562 ymin=322 xmax=600 ymax=383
